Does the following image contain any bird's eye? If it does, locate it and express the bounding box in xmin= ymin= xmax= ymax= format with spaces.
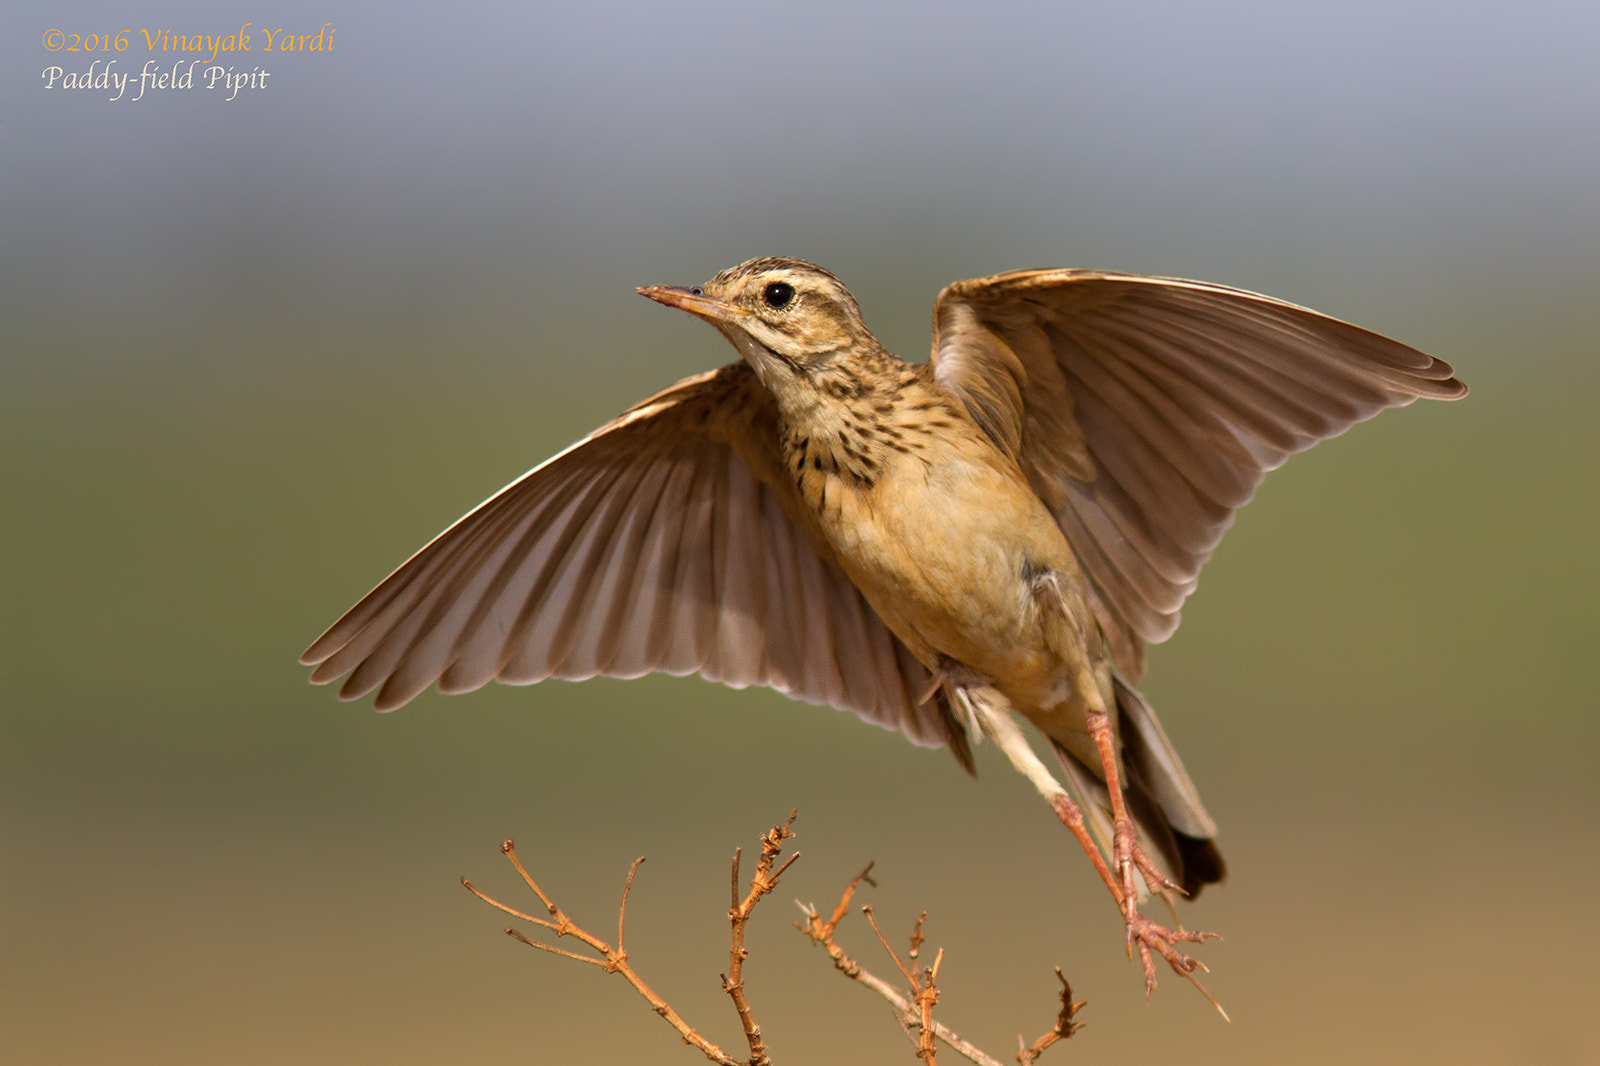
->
xmin=762 ymin=281 xmax=796 ymax=309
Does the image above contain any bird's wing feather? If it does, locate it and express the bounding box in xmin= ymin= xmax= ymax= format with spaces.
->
xmin=931 ymin=270 xmax=1466 ymax=679
xmin=302 ymin=361 xmax=967 ymax=760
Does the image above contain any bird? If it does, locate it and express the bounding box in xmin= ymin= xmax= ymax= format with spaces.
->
xmin=301 ymin=256 xmax=1465 ymax=996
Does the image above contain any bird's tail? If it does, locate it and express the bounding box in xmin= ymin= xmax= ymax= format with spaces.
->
xmin=1050 ymin=674 xmax=1226 ymax=900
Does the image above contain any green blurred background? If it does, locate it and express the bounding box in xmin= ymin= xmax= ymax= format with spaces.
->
xmin=6 ymin=2 xmax=1598 ymax=1063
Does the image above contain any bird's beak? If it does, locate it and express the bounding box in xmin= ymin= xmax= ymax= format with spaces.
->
xmin=636 ymin=285 xmax=748 ymax=325
xmin=639 ymin=283 xmax=786 ymax=386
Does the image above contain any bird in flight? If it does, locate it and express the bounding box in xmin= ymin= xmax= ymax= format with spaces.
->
xmin=301 ymin=257 xmax=1465 ymax=996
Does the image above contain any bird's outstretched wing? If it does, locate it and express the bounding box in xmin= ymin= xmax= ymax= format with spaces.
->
xmin=302 ymin=361 xmax=970 ymax=764
xmin=930 ymin=270 xmax=1466 ymax=679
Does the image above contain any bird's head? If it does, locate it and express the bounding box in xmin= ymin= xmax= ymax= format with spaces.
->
xmin=639 ymin=258 xmax=876 ymax=392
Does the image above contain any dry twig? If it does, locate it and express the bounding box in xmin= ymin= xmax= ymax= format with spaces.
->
xmin=1016 ymin=970 xmax=1085 ymax=1066
xmin=466 ymin=813 xmax=1083 ymax=1064
xmin=462 ymin=813 xmax=800 ymax=1066
xmin=722 ymin=813 xmax=801 ymax=1065
xmin=796 ymin=871 xmax=1084 ymax=1066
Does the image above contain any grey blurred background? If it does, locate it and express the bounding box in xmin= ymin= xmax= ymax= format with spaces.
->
xmin=6 ymin=1 xmax=1598 ymax=1063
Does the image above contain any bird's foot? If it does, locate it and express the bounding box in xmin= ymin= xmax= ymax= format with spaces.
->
xmin=1110 ymin=822 xmax=1219 ymax=1000
xmin=1121 ymin=902 xmax=1219 ymax=999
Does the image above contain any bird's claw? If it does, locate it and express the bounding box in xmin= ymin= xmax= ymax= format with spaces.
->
xmin=1110 ymin=824 xmax=1216 ymax=997
xmin=1124 ymin=909 xmax=1218 ymax=990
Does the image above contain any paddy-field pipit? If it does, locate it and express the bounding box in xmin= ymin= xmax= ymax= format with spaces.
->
xmin=302 ymin=257 xmax=1465 ymax=996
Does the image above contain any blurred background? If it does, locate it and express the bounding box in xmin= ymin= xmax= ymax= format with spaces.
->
xmin=6 ymin=1 xmax=1598 ymax=1063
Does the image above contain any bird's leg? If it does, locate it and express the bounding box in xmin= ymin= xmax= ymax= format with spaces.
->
xmin=952 ymin=685 xmax=1125 ymax=899
xmin=1081 ymin=695 xmax=1218 ymax=995
xmin=953 ymin=681 xmax=1216 ymax=997
xmin=1081 ymin=703 xmax=1181 ymax=902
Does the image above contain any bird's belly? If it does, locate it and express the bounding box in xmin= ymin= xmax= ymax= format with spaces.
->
xmin=817 ymin=449 xmax=1075 ymax=688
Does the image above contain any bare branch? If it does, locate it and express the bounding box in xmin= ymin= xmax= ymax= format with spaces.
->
xmin=465 ymin=840 xmax=740 ymax=1065
xmin=862 ymin=904 xmax=917 ymax=987
xmin=909 ymin=910 xmax=928 ymax=961
xmin=915 ymin=948 xmax=945 ymax=1064
xmin=618 ymin=856 xmax=645 ymax=957
xmin=796 ymin=879 xmax=1014 ymax=1066
xmin=1016 ymin=969 xmax=1085 ymax=1065
xmin=471 ymin=816 xmax=1088 ymax=1065
xmin=461 ymin=876 xmax=561 ymax=930
xmin=722 ymin=810 xmax=799 ymax=1066
xmin=808 ymin=861 xmax=875 ymax=939
xmin=504 ymin=925 xmax=608 ymax=967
